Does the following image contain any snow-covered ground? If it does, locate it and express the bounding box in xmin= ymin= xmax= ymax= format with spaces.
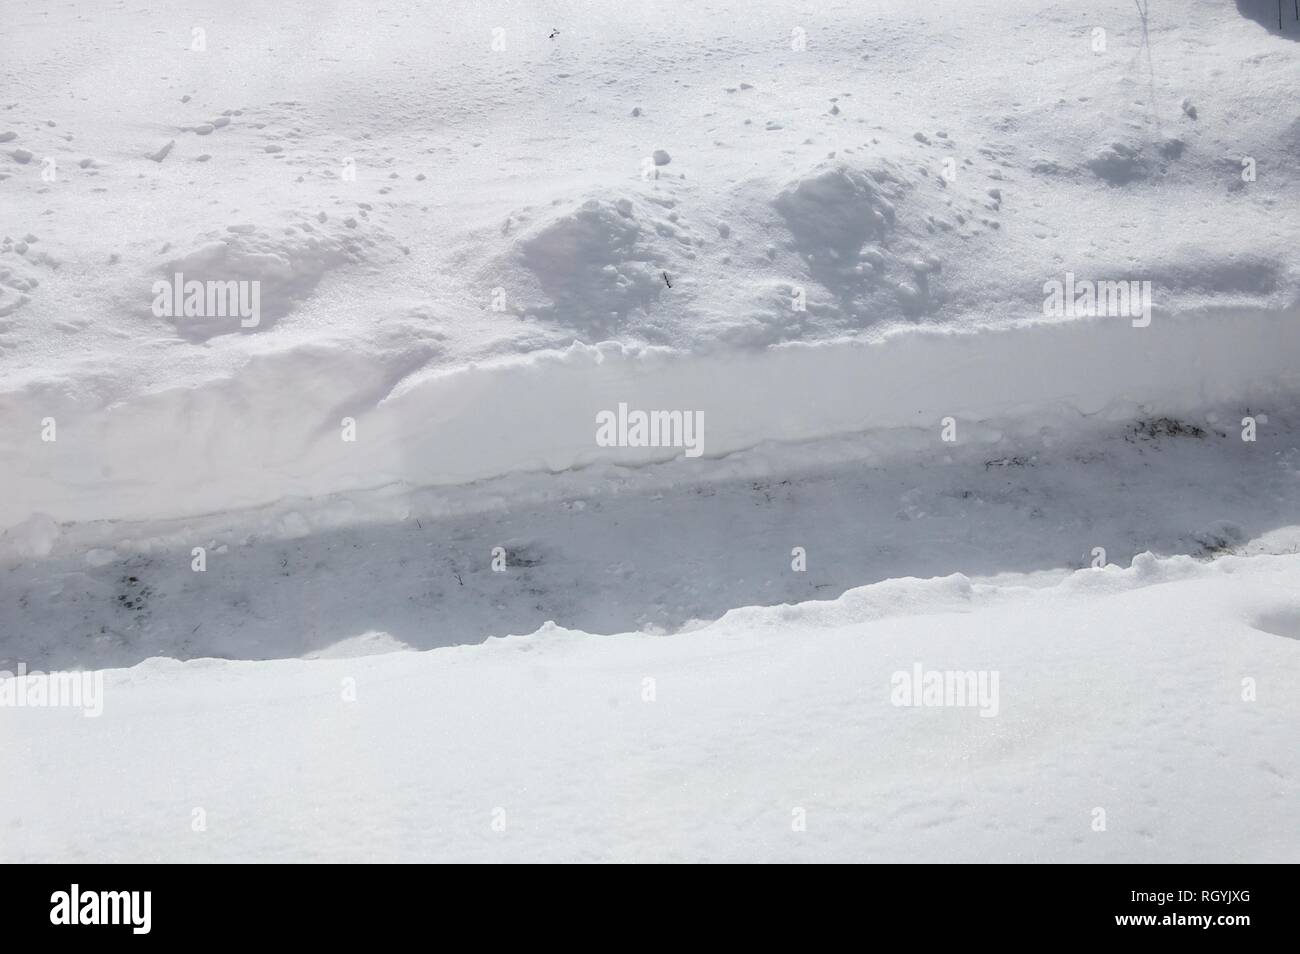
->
xmin=2 ymin=0 xmax=1298 ymax=862
xmin=6 ymin=552 xmax=1299 ymax=863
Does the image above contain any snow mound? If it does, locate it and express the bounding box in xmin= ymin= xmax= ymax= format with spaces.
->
xmin=774 ymin=162 xmax=898 ymax=258
xmin=0 ymin=512 xmax=60 ymax=560
xmin=769 ymin=156 xmax=981 ymax=323
xmin=1250 ymin=606 xmax=1300 ymax=641
xmin=153 ymin=220 xmax=376 ymax=340
xmin=0 ymin=256 xmax=39 ymax=319
xmin=1086 ymin=141 xmax=1146 ymax=184
xmin=507 ymin=196 xmax=692 ymax=336
xmin=304 ymin=630 xmax=413 ymax=659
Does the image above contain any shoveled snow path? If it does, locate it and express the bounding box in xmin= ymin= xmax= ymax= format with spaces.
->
xmin=4 ymin=399 xmax=1299 ymax=671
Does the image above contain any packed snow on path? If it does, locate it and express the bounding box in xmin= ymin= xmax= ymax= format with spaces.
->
xmin=1 ymin=0 xmax=1299 ymax=862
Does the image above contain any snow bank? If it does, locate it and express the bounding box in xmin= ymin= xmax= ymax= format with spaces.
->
xmin=4 ymin=306 xmax=1299 ymax=532
xmin=4 ymin=550 xmax=1297 ymax=862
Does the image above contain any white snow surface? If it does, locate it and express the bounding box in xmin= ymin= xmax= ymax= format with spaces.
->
xmin=2 ymin=0 xmax=1300 ymax=862
xmin=4 ymin=0 xmax=1300 ymax=527
xmin=4 ymin=552 xmax=1299 ymax=863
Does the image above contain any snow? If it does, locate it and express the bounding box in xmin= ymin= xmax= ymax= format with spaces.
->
xmin=4 ymin=552 xmax=1298 ymax=862
xmin=4 ymin=308 xmax=1300 ymax=530
xmin=1 ymin=0 xmax=1299 ymax=861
